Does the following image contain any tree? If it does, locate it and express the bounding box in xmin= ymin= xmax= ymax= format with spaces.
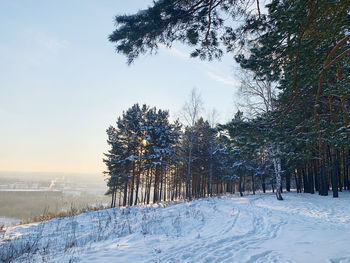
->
xmin=104 ymin=103 xmax=180 ymax=206
xmin=109 ymin=0 xmax=250 ymax=64
xmin=181 ymin=88 xmax=203 ymax=199
xmin=236 ymin=69 xmax=278 ymax=118
xmin=235 ymin=68 xmax=284 ymax=199
xmin=207 ymin=108 xmax=219 ymax=196
xmin=104 ymin=125 xmax=127 ymax=208
xmin=108 ymin=0 xmax=349 ymax=200
xmin=236 ymin=0 xmax=349 ymax=198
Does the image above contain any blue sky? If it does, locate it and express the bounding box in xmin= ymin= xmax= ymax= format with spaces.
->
xmin=0 ymin=0 xmax=241 ymax=174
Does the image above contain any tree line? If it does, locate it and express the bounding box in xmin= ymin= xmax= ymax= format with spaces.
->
xmin=104 ymin=99 xmax=282 ymax=207
xmin=106 ymin=0 xmax=350 ymax=204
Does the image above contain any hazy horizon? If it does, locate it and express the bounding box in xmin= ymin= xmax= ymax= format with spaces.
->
xmin=0 ymin=170 xmax=105 ymax=182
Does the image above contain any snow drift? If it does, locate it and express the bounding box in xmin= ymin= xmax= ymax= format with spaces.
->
xmin=1 ymin=192 xmax=350 ymax=263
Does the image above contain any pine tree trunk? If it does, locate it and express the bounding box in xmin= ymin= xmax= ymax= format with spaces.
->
xmin=319 ymin=156 xmax=328 ymax=196
xmin=286 ymin=173 xmax=291 ymax=192
xmin=252 ymin=174 xmax=255 ymax=195
xmin=331 ymin=149 xmax=339 ymax=198
xmin=147 ymin=168 xmax=152 ymax=204
xmin=313 ymin=161 xmax=319 ymax=192
xmin=242 ymin=176 xmax=246 ymax=193
xmin=153 ymin=166 xmax=160 ymax=203
xmin=297 ymin=168 xmax=303 ymax=193
xmin=187 ymin=144 xmax=192 ymax=200
xmin=123 ymin=182 xmax=128 ymax=206
xmin=129 ymin=165 xmax=135 ymax=206
xmin=294 ymin=170 xmax=299 ymax=193
xmin=110 ymin=187 xmax=115 ymax=208
xmin=209 ymin=155 xmax=213 ymax=196
xmin=239 ymin=176 xmax=243 ymax=197
xmin=303 ymin=167 xmax=309 ymax=193
xmin=134 ymin=165 xmax=141 ymax=206
xmin=344 ymin=149 xmax=349 ymax=190
xmin=159 ymin=165 xmax=163 ymax=201
xmin=261 ymin=174 xmax=266 ymax=193
xmin=309 ymin=164 xmax=315 ymax=194
xmin=164 ymin=167 xmax=167 ymax=201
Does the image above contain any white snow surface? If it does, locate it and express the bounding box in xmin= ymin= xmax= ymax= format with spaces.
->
xmin=0 ymin=217 xmax=21 ymax=227
xmin=2 ymin=192 xmax=350 ymax=263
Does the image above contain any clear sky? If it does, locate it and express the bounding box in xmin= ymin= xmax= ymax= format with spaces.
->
xmin=0 ymin=0 xmax=241 ymax=175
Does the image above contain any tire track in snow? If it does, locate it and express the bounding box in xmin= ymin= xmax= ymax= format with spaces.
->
xmin=152 ymin=195 xmax=289 ymax=263
xmin=7 ymin=193 xmax=350 ymax=263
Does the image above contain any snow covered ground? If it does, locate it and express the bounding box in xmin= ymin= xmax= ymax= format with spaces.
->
xmin=1 ymin=192 xmax=350 ymax=263
xmin=0 ymin=217 xmax=21 ymax=227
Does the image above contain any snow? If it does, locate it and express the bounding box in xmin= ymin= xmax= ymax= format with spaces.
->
xmin=2 ymin=192 xmax=350 ymax=262
xmin=0 ymin=217 xmax=21 ymax=227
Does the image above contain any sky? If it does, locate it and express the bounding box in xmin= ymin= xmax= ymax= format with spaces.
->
xmin=0 ymin=0 xmax=242 ymax=175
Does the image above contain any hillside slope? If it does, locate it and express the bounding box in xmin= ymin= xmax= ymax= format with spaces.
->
xmin=2 ymin=192 xmax=350 ymax=263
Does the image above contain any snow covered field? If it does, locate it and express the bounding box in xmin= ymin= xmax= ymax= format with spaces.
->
xmin=1 ymin=192 xmax=350 ymax=263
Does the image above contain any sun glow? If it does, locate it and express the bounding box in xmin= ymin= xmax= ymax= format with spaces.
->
xmin=141 ymin=139 xmax=148 ymax=147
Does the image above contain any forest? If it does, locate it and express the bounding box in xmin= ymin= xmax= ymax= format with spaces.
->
xmin=104 ymin=0 xmax=350 ymax=206
xmin=2 ymin=1 xmax=350 ymax=262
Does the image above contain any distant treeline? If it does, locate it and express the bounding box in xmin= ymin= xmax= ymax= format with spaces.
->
xmin=0 ymin=191 xmax=108 ymax=220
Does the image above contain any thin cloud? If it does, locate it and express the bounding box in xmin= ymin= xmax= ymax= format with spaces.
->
xmin=160 ymin=44 xmax=189 ymax=59
xmin=167 ymin=47 xmax=189 ymax=59
xmin=33 ymin=31 xmax=68 ymax=54
xmin=161 ymin=44 xmax=240 ymax=87
xmin=206 ymin=71 xmax=240 ymax=87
